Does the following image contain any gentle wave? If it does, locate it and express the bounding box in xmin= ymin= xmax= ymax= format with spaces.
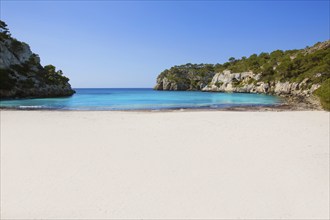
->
xmin=19 ymin=106 xmax=45 ymax=109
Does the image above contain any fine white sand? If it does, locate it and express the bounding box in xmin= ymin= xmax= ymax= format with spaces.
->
xmin=0 ymin=110 xmax=329 ymax=219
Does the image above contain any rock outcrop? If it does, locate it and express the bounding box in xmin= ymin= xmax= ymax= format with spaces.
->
xmin=0 ymin=21 xmax=75 ymax=99
xmin=154 ymin=76 xmax=192 ymax=91
xmin=153 ymin=40 xmax=330 ymax=110
xmin=202 ymin=70 xmax=320 ymax=97
xmin=154 ymin=64 xmax=215 ymax=91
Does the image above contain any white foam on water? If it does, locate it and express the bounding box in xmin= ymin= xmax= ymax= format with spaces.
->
xmin=19 ymin=106 xmax=44 ymax=109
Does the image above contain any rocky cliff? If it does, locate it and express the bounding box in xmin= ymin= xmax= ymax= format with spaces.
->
xmin=0 ymin=21 xmax=75 ymax=99
xmin=154 ymin=64 xmax=215 ymax=91
xmin=202 ymin=70 xmax=320 ymax=96
xmin=154 ymin=40 xmax=330 ymax=110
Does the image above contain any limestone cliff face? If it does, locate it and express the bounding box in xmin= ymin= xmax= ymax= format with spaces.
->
xmin=154 ymin=64 xmax=215 ymax=91
xmin=0 ymin=39 xmax=33 ymax=68
xmin=154 ymin=76 xmax=191 ymax=91
xmin=0 ymin=26 xmax=75 ymax=99
xmin=153 ymin=40 xmax=329 ymax=110
xmin=202 ymin=70 xmax=320 ymax=97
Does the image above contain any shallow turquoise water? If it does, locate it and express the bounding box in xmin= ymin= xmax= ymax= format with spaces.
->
xmin=0 ymin=88 xmax=282 ymax=110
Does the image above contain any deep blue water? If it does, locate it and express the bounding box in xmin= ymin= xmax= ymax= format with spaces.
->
xmin=0 ymin=88 xmax=282 ymax=110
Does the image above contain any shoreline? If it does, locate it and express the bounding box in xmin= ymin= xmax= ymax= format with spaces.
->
xmin=0 ymin=103 xmax=322 ymax=112
xmin=0 ymin=92 xmax=323 ymax=112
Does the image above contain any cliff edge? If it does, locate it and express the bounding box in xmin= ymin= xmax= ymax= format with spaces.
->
xmin=154 ymin=40 xmax=330 ymax=110
xmin=0 ymin=21 xmax=75 ymax=99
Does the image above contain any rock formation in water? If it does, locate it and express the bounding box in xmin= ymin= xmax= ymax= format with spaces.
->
xmin=0 ymin=20 xmax=75 ymax=99
xmin=154 ymin=63 xmax=215 ymax=91
xmin=154 ymin=40 xmax=330 ymax=110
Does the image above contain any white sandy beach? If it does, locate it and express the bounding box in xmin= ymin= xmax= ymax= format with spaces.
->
xmin=0 ymin=110 xmax=329 ymax=219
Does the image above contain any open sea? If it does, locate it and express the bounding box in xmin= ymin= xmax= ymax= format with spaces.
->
xmin=0 ymin=88 xmax=282 ymax=110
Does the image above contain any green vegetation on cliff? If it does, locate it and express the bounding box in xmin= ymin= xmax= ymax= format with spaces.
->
xmin=0 ymin=20 xmax=75 ymax=98
xmin=218 ymin=42 xmax=330 ymax=84
xmin=314 ymin=78 xmax=330 ymax=110
xmin=155 ymin=63 xmax=215 ymax=90
xmin=154 ymin=40 xmax=330 ymax=110
xmin=156 ymin=41 xmax=329 ymax=90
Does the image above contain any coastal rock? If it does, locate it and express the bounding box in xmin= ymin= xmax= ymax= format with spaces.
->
xmin=0 ymin=21 xmax=75 ymax=99
xmin=153 ymin=64 xmax=215 ymax=91
xmin=154 ymin=77 xmax=190 ymax=91
xmin=202 ymin=70 xmax=320 ymax=98
xmin=0 ymin=39 xmax=33 ymax=69
xmin=153 ymin=40 xmax=329 ymax=110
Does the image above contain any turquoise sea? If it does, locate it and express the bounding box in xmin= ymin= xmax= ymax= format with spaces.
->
xmin=0 ymin=88 xmax=282 ymax=110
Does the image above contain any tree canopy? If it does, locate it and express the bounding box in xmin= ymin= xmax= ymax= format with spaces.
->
xmin=0 ymin=20 xmax=10 ymax=39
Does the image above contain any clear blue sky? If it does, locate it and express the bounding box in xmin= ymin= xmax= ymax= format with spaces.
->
xmin=1 ymin=0 xmax=329 ymax=88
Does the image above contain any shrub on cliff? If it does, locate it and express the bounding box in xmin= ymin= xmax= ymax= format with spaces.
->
xmin=43 ymin=65 xmax=70 ymax=85
xmin=155 ymin=63 xmax=215 ymax=90
xmin=0 ymin=20 xmax=75 ymax=98
xmin=314 ymin=78 xmax=330 ymax=111
xmin=11 ymin=39 xmax=25 ymax=53
xmin=155 ymin=40 xmax=330 ymax=93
